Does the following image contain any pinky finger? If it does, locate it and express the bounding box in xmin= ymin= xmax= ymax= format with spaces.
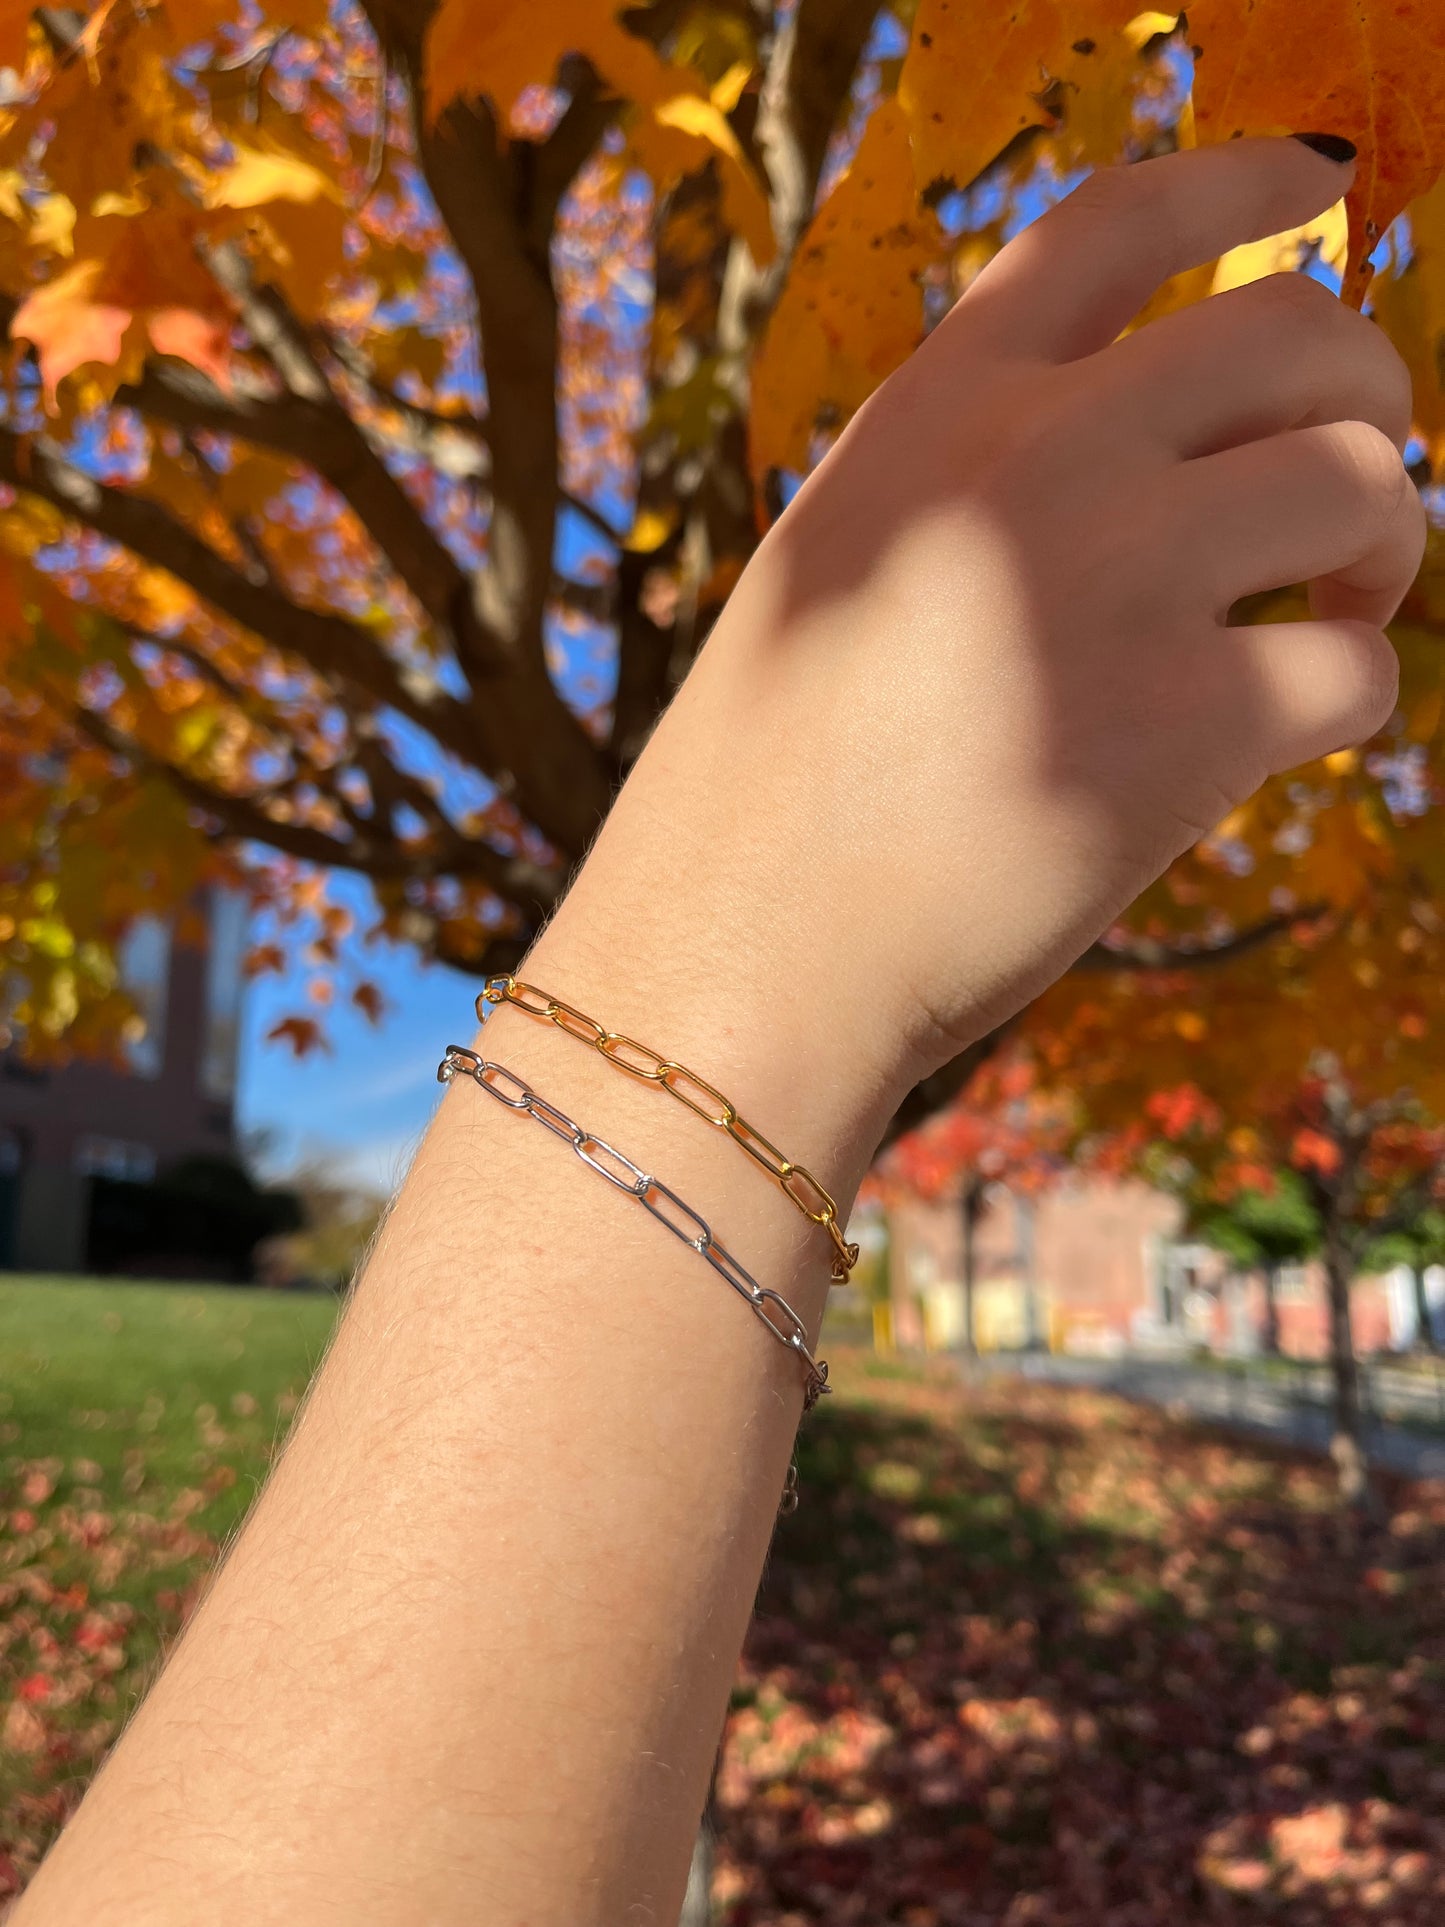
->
xmin=1209 ymin=617 xmax=1399 ymax=780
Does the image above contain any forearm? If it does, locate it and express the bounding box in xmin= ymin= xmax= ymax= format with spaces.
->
xmin=16 ymin=133 xmax=1416 ymax=1927
xmin=16 ymin=689 xmax=904 ymax=1926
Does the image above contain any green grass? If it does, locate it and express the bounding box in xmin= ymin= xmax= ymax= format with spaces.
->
xmin=7 ymin=1287 xmax=1445 ymax=1921
xmin=0 ymin=1276 xmax=339 ymax=1893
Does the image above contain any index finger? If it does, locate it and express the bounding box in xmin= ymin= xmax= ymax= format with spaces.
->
xmin=954 ymin=135 xmax=1356 ymax=363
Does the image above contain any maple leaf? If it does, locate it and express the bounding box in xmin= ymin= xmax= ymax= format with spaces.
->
xmin=751 ymin=102 xmax=938 ymax=478
xmin=13 ymin=200 xmax=234 ymax=400
xmin=265 ymin=1015 xmax=329 ymax=1056
xmin=898 ymin=0 xmax=1146 ymax=198
xmin=1189 ymin=0 xmax=1445 ymax=301
xmin=351 ymin=980 xmax=385 ymax=1024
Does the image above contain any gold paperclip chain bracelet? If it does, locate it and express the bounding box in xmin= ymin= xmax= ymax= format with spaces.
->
xmin=478 ymin=975 xmax=860 ymax=1285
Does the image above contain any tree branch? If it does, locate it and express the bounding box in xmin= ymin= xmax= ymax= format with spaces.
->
xmin=114 ymin=321 xmax=507 ymax=679
xmin=74 ymin=702 xmax=565 ymax=925
xmin=1073 ymin=906 xmax=1331 ymax=972
xmin=0 ymin=425 xmax=483 ymax=764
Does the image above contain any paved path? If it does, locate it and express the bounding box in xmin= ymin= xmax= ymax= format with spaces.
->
xmin=970 ymin=1351 xmax=1445 ymax=1480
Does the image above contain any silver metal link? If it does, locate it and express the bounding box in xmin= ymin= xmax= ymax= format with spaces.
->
xmin=753 ymin=1289 xmax=810 ymax=1348
xmin=438 ymin=1044 xmax=482 ymax=1085
xmin=638 ymin=1176 xmax=712 ymax=1252
xmin=576 ymin=1134 xmax=649 ymax=1195
xmin=524 ymin=1092 xmax=585 ymax=1145
xmin=436 ymin=1045 xmax=832 ymax=1426
xmin=702 ymin=1237 xmax=764 ymax=1308
xmin=479 ymin=1060 xmax=532 ymax=1109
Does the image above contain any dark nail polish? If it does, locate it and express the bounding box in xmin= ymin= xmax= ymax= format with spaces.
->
xmin=1291 ymin=132 xmax=1357 ymax=164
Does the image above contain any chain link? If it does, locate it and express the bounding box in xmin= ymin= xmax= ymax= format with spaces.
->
xmin=478 ymin=976 xmax=861 ymax=1285
xmin=438 ymin=1045 xmax=831 ymax=1421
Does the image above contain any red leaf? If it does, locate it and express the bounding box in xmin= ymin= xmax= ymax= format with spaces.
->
xmin=352 ymin=980 xmax=385 ymax=1024
xmin=265 ymin=1015 xmax=328 ymax=1057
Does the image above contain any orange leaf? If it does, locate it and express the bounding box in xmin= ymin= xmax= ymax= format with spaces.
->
xmin=243 ymin=942 xmax=286 ymax=978
xmin=750 ymin=101 xmax=938 ymax=479
xmin=12 ymin=270 xmax=132 ymax=402
xmin=898 ymin=0 xmax=1143 ymax=197
xmin=1190 ymin=0 xmax=1445 ymax=302
xmin=265 ymin=1015 xmax=329 ymax=1056
xmin=352 ymin=980 xmax=385 ymax=1024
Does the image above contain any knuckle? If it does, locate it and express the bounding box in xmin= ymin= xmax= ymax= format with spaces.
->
xmin=1254 ymin=267 xmax=1334 ymax=324
xmin=1066 ymin=163 xmax=1164 ymax=252
xmin=1372 ymin=335 xmax=1416 ymax=448
xmin=1324 ymin=418 xmax=1409 ymax=523
xmin=1344 ymin=624 xmax=1400 ymax=730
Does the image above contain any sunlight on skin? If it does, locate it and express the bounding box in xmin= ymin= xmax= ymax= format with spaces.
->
xmin=13 ymin=139 xmax=1425 ymax=1927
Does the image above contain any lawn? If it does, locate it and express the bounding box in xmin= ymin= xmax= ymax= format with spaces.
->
xmin=3 ymin=1282 xmax=1445 ymax=1922
xmin=0 ymin=1275 xmax=337 ymax=1897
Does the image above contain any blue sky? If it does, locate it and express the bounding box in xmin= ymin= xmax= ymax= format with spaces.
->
xmin=236 ymin=509 xmax=617 ymax=1198
xmin=234 ymin=30 xmax=1391 ymax=1199
xmin=236 ymin=884 xmax=476 ymax=1195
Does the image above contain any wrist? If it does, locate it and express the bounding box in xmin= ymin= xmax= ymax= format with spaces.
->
xmin=523 ymin=865 xmax=898 ymax=1212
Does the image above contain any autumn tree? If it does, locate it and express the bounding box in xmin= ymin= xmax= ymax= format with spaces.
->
xmin=0 ymin=0 xmax=1444 ymax=1136
xmin=872 ymin=1054 xmax=1067 ymax=1354
xmin=1364 ymin=1208 xmax=1445 ymax=1353
xmin=1046 ymin=928 xmax=1445 ymax=1497
xmin=1182 ymin=1166 xmax=1320 ymax=1355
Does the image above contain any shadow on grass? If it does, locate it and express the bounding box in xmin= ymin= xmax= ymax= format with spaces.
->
xmin=715 ymin=1355 xmax=1445 ymax=1925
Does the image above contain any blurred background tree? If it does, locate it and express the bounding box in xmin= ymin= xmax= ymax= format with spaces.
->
xmin=1182 ymin=1166 xmax=1321 ymax=1356
xmin=1 ymin=0 xmax=1445 ymax=1160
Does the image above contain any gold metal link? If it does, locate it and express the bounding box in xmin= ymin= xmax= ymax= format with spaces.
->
xmin=483 ymin=975 xmax=556 ymax=1017
xmin=437 ymin=1045 xmax=831 ymax=1454
xmin=596 ymin=1031 xmax=669 ymax=1080
xmin=779 ymin=1162 xmax=835 ymax=1226
xmin=551 ymin=1001 xmax=607 ymax=1046
xmin=726 ymin=1115 xmax=790 ymax=1180
xmin=475 ymin=977 xmax=858 ymax=1286
xmin=659 ymin=1063 xmax=737 ymax=1128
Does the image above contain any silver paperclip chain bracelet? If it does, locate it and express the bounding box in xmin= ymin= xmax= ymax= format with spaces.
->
xmin=437 ymin=1045 xmax=830 ymax=1509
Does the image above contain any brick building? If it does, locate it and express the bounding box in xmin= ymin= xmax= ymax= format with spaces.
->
xmin=0 ymin=892 xmax=246 ymax=1272
xmin=869 ymin=1178 xmax=1430 ymax=1359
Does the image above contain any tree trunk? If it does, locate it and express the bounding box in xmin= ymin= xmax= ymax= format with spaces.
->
xmin=960 ymin=1181 xmax=979 ymax=1358
xmin=1261 ymin=1263 xmax=1282 ymax=1356
xmin=1323 ymin=1237 xmax=1368 ymax=1506
xmin=1411 ymin=1264 xmax=1440 ymax=1353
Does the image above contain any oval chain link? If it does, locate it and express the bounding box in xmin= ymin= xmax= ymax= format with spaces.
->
xmin=478 ymin=976 xmax=861 ymax=1285
xmin=438 ymin=1045 xmax=831 ymax=1426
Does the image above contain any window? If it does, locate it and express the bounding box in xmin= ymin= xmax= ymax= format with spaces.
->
xmin=1274 ymin=1263 xmax=1312 ymax=1303
xmin=201 ymin=887 xmax=247 ymax=1102
xmin=118 ymin=916 xmax=171 ymax=1080
xmin=76 ymin=1136 xmax=156 ymax=1183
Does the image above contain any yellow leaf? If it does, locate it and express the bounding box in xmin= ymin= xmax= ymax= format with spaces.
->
xmin=711 ymin=60 xmax=753 ymax=115
xmin=1210 ymin=201 xmax=1349 ymax=294
xmin=1372 ymin=171 xmax=1445 ymax=472
xmin=624 ymin=506 xmax=676 ymax=554
xmin=29 ymin=193 xmax=77 ymax=258
xmin=203 ymin=143 xmax=339 ymax=213
xmin=426 ymin=0 xmax=667 ymax=123
xmin=40 ymin=12 xmax=178 ymax=214
xmin=628 ymin=97 xmax=775 ymax=267
xmin=898 ymin=0 xmax=1147 ymax=197
xmin=751 ymin=101 xmax=938 ymax=479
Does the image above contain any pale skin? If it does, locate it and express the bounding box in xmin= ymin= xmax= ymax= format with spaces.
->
xmin=14 ymin=137 xmax=1425 ymax=1925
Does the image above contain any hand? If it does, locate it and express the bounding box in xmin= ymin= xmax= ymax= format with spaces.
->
xmin=549 ymin=136 xmax=1423 ymax=1157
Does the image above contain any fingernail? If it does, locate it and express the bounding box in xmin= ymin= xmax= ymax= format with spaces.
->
xmin=1291 ymin=132 xmax=1357 ymax=164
